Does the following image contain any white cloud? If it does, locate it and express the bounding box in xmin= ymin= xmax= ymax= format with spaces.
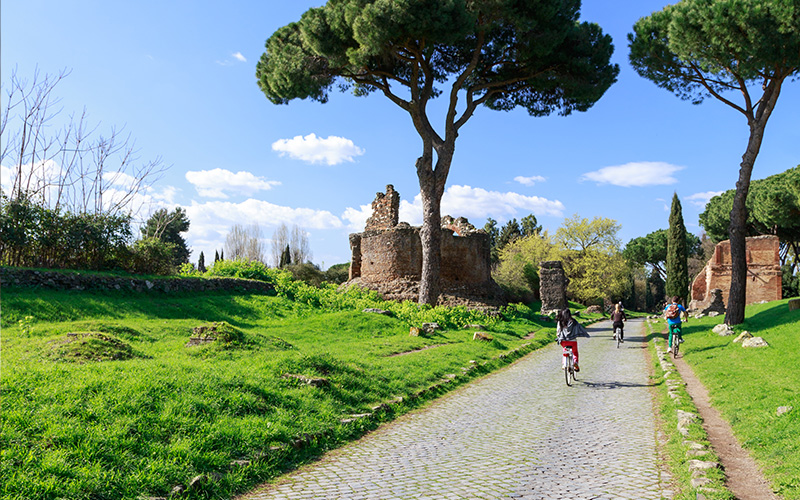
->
xmin=514 ymin=175 xmax=546 ymax=186
xmin=232 ymin=52 xmax=246 ymax=62
xmin=342 ymin=184 xmax=565 ymax=231
xmin=272 ymin=133 xmax=365 ymax=166
xmin=184 ymin=198 xmax=343 ymax=265
xmin=686 ymin=191 xmax=724 ymax=208
xmin=580 ymin=161 xmax=684 ymax=187
xmin=185 ymin=168 xmax=280 ymax=199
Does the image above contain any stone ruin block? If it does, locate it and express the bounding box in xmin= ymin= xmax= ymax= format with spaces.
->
xmin=345 ymin=184 xmax=503 ymax=308
xmin=539 ymin=260 xmax=568 ymax=313
xmin=689 ymin=235 xmax=781 ymax=311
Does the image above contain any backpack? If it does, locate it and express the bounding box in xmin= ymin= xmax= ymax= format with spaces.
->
xmin=665 ymin=303 xmax=680 ymax=319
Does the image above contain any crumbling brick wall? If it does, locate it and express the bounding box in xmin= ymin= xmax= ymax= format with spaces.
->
xmin=689 ymin=235 xmax=782 ymax=310
xmin=346 ymin=186 xmax=502 ymax=307
xmin=365 ymin=184 xmax=399 ymax=231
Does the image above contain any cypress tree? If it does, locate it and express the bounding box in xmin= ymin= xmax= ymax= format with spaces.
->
xmin=220 ymin=249 xmax=224 ymax=261
xmin=198 ymin=251 xmax=206 ymax=273
xmin=666 ymin=193 xmax=689 ymax=304
xmin=214 ymin=250 xmax=220 ymax=263
xmin=279 ymin=244 xmax=291 ymax=267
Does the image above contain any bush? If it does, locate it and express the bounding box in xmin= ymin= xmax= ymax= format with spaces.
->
xmin=324 ymin=263 xmax=350 ymax=284
xmin=125 ymin=238 xmax=176 ymax=275
xmin=284 ymin=263 xmax=326 ymax=287
xmin=205 ymin=259 xmax=275 ymax=282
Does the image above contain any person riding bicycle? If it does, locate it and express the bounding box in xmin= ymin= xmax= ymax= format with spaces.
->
xmin=556 ymin=308 xmax=584 ymax=372
xmin=611 ymin=303 xmax=627 ymax=342
xmin=664 ymin=296 xmax=688 ymax=349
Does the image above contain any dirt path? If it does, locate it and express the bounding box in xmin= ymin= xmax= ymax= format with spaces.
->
xmin=672 ymin=354 xmax=779 ymax=499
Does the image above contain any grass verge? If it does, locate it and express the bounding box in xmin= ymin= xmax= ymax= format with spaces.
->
xmin=644 ymin=319 xmax=732 ymax=499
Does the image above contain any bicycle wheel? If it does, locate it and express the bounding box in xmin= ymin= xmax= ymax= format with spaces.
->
xmin=672 ymin=339 xmax=679 ymax=358
xmin=616 ymin=328 xmax=622 ymax=349
xmin=565 ymin=357 xmax=572 ymax=386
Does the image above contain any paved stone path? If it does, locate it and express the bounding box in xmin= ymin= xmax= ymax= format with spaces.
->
xmin=240 ymin=319 xmax=671 ymax=500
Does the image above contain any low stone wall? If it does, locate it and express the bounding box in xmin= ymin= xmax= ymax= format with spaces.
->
xmin=0 ymin=267 xmax=275 ymax=294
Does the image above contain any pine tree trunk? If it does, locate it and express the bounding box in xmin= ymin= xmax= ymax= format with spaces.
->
xmin=417 ymin=152 xmax=447 ymax=306
xmin=725 ymin=124 xmax=765 ymax=325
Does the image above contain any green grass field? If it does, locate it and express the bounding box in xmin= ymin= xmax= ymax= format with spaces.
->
xmin=672 ymin=299 xmax=800 ymax=499
xmin=1 ymin=284 xmax=575 ymax=500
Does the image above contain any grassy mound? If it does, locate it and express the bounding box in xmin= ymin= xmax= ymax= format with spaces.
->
xmin=48 ymin=332 xmax=138 ymax=362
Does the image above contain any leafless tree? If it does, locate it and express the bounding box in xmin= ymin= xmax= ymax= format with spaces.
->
xmin=271 ymin=223 xmax=289 ymax=267
xmin=270 ymin=223 xmax=311 ymax=266
xmin=225 ymin=223 xmax=266 ymax=263
xmin=290 ymin=225 xmax=311 ymax=264
xmin=1 ymin=67 xmax=168 ymax=217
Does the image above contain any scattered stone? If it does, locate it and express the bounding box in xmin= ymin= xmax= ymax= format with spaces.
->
xmin=777 ymin=406 xmax=793 ymax=416
xmin=169 ymin=485 xmax=185 ymax=497
xmin=694 ymin=313 xmax=705 ymax=319
xmin=688 ymin=460 xmax=719 ymax=471
xmin=741 ymin=337 xmax=769 ymax=348
xmin=687 ymin=449 xmax=711 ymax=457
xmin=463 ymin=324 xmax=487 ymax=330
xmin=733 ymin=331 xmax=753 ymax=343
xmin=584 ymin=305 xmax=603 ymax=315
xmin=691 ymin=477 xmax=713 ymax=488
xmin=282 ymin=374 xmax=330 ymax=388
xmin=409 ymin=327 xmax=421 ymax=337
xmin=363 ymin=308 xmax=391 ymax=315
xmin=473 ymin=332 xmax=493 ymax=342
xmin=683 ymin=440 xmax=705 ymax=450
xmin=677 ymin=410 xmax=698 ymax=436
xmin=187 ymin=475 xmax=207 ymax=491
xmin=230 ymin=460 xmax=251 ymax=468
xmin=712 ymin=324 xmax=734 ymax=336
xmin=708 ymin=311 xmax=720 ymax=317
xmin=422 ymin=322 xmax=441 ymax=334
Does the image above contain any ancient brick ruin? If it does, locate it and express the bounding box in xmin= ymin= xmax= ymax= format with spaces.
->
xmin=689 ymin=235 xmax=782 ymax=311
xmin=345 ymin=185 xmax=504 ymax=308
xmin=539 ymin=261 xmax=568 ymax=314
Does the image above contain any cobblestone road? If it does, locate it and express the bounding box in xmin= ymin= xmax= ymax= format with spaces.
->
xmin=240 ymin=319 xmax=671 ymax=500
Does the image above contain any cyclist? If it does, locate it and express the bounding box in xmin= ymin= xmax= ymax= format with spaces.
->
xmin=611 ymin=302 xmax=627 ymax=342
xmin=663 ymin=296 xmax=688 ymax=349
xmin=556 ymin=308 xmax=584 ymax=372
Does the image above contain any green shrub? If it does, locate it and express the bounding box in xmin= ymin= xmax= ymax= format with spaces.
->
xmin=125 ymin=237 xmax=176 ymax=275
xmin=205 ymin=259 xmax=276 ymax=282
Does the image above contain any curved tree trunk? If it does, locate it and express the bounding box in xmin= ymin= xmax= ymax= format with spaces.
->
xmin=725 ymin=124 xmax=765 ymax=325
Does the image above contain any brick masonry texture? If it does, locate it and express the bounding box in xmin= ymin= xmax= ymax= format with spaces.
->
xmin=690 ymin=235 xmax=782 ymax=310
xmin=240 ymin=319 xmax=671 ymax=500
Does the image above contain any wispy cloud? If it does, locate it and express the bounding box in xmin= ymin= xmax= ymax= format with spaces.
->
xmin=185 ymin=168 xmax=280 ymax=199
xmin=342 ymin=184 xmax=565 ymax=231
xmin=272 ymin=133 xmax=365 ymax=166
xmin=686 ymin=191 xmax=724 ymax=208
xmin=514 ymin=175 xmax=546 ymax=186
xmin=215 ymin=51 xmax=248 ymax=66
xmin=580 ymin=161 xmax=684 ymax=187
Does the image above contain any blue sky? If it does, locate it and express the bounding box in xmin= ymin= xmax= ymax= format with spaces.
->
xmin=2 ymin=1 xmax=799 ymax=269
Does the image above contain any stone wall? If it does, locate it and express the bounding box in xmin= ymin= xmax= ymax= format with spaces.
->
xmin=346 ymin=186 xmax=503 ymax=308
xmin=689 ymin=235 xmax=782 ymax=310
xmin=539 ymin=261 xmax=568 ymax=313
xmin=1 ymin=267 xmax=275 ymax=294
